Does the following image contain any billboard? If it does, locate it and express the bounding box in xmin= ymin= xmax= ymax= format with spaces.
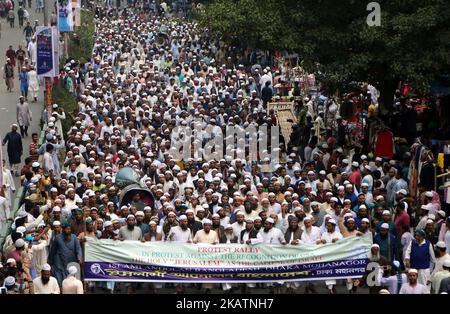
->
xmin=57 ymin=0 xmax=74 ymax=32
xmin=36 ymin=26 xmax=58 ymax=77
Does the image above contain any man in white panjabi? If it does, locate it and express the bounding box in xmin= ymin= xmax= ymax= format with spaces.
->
xmin=167 ymin=215 xmax=192 ymax=294
xmin=167 ymin=215 xmax=192 ymax=243
xmin=399 ymin=268 xmax=430 ymax=294
xmin=62 ymin=265 xmax=84 ymax=294
xmin=318 ymin=219 xmax=343 ymax=294
xmin=2 ymin=163 xmax=15 ymax=208
xmin=255 ymin=217 xmax=286 ymax=293
xmin=0 ymin=194 xmax=11 ymax=232
xmin=192 ymin=219 xmax=219 ymax=294
xmin=27 ymin=65 xmax=39 ymax=102
xmin=299 ymin=216 xmax=321 ymax=293
xmin=33 ymin=263 xmax=60 ymax=294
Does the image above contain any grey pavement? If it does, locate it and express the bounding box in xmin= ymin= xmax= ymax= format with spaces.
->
xmin=0 ymin=3 xmax=44 ymax=189
xmin=88 ymin=281 xmax=370 ymax=294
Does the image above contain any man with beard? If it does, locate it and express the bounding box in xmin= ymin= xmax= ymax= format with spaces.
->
xmin=310 ymin=201 xmax=326 ymax=227
xmin=193 ymin=219 xmax=219 ymax=244
xmin=240 ymin=218 xmax=262 ymax=244
xmin=399 ymin=269 xmax=430 ymax=294
xmin=186 ymin=209 xmax=202 ymax=236
xmin=338 ymin=210 xmax=359 ymax=238
xmin=404 ymin=228 xmax=436 ymax=292
xmin=255 ymin=218 xmax=286 ymax=293
xmin=32 ymin=263 xmax=60 ymax=294
xmin=143 ymin=221 xmax=163 ymax=241
xmin=284 ymin=216 xmax=304 ymax=293
xmin=167 ymin=215 xmax=192 ymax=294
xmin=101 ymin=221 xmax=118 ymax=239
xmin=256 ymin=218 xmax=286 ymax=245
xmin=168 ymin=215 xmax=192 ymax=243
xmin=119 ymin=215 xmax=143 ymax=241
xmin=317 ymin=218 xmax=343 ymax=294
xmin=300 ymin=216 xmax=321 ymax=244
xmin=193 ymin=219 xmax=219 ymax=294
xmin=212 ymin=214 xmax=228 ymax=243
xmin=224 ymin=224 xmax=238 ymax=243
xmin=135 ymin=211 xmax=150 ymax=235
xmin=253 ymin=216 xmax=263 ymax=231
xmin=243 ymin=200 xmax=258 ymax=220
xmin=284 ymin=216 xmax=302 ymax=245
xmin=359 ymin=218 xmax=372 ymax=235
xmin=48 ymin=223 xmax=82 ymax=286
xmin=231 ymin=211 xmax=246 ymax=238
xmin=70 ymin=208 xmax=84 ymax=236
xmin=162 ymin=211 xmax=179 ymax=238
xmin=217 ymin=207 xmax=230 ymax=227
xmin=374 ymin=223 xmax=400 ymax=264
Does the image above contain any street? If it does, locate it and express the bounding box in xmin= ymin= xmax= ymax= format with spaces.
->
xmin=0 ymin=3 xmax=44 ymax=188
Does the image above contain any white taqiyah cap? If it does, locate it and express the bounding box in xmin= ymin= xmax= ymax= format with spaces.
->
xmin=4 ymin=276 xmax=16 ymax=286
xmin=15 ymin=238 xmax=25 ymax=248
xmin=42 ymin=263 xmax=51 ymax=271
xmin=68 ymin=265 xmax=78 ymax=275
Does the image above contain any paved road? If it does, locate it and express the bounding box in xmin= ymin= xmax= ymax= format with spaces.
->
xmin=0 ymin=4 xmax=44 ymax=189
xmin=88 ymin=282 xmax=370 ymax=294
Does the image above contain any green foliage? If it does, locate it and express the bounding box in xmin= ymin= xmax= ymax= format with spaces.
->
xmin=198 ymin=0 xmax=450 ymax=99
xmin=54 ymin=9 xmax=95 ymax=135
xmin=67 ymin=9 xmax=96 ymax=64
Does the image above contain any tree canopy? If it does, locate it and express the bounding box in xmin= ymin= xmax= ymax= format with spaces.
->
xmin=197 ymin=0 xmax=450 ymax=105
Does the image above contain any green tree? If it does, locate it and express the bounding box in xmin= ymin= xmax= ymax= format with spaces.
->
xmin=198 ymin=0 xmax=450 ymax=108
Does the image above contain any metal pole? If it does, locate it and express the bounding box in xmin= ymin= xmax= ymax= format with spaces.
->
xmin=43 ymin=0 xmax=48 ymax=26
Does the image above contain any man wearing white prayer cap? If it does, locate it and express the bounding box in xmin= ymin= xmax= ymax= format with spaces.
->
xmin=430 ymin=259 xmax=450 ymax=293
xmin=62 ymin=265 xmax=84 ymax=294
xmin=231 ymin=210 xmax=246 ymax=238
xmin=4 ymin=276 xmax=18 ymax=294
xmin=319 ymin=217 xmax=343 ymax=294
xmin=192 ymin=218 xmax=219 ymax=294
xmin=33 ymin=263 xmax=61 ymax=294
xmin=431 ymin=241 xmax=450 ymax=278
xmin=118 ymin=214 xmax=142 ymax=241
xmin=167 ymin=215 xmax=192 ymax=243
xmin=399 ymin=269 xmax=429 ymax=294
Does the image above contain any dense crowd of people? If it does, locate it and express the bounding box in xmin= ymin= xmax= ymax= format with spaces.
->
xmin=0 ymin=3 xmax=449 ymax=295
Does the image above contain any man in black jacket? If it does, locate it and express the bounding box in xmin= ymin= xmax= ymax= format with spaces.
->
xmin=186 ymin=209 xmax=202 ymax=236
xmin=261 ymin=81 xmax=273 ymax=106
xmin=239 ymin=218 xmax=260 ymax=244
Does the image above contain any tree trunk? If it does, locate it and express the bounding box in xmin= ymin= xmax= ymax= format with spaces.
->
xmin=378 ymin=79 xmax=398 ymax=114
